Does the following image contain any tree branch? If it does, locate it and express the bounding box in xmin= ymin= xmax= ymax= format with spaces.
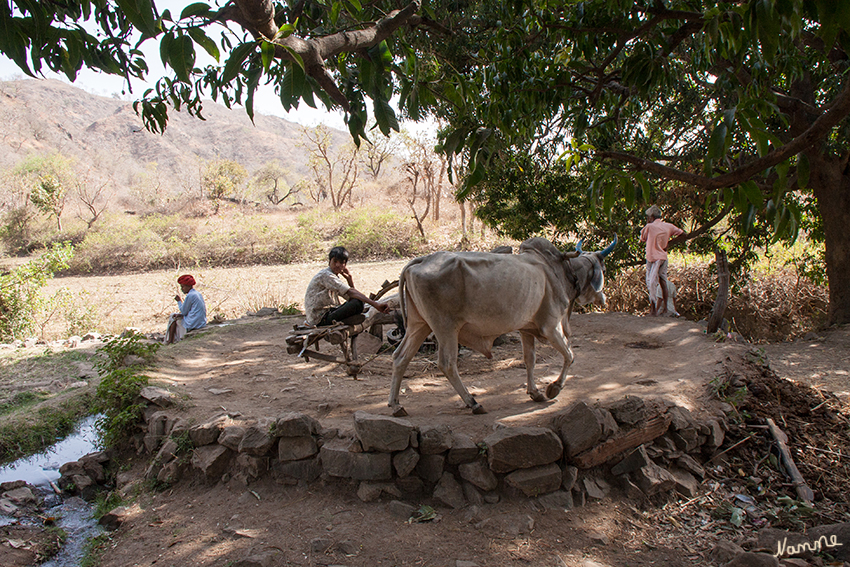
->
xmin=219 ymin=0 xmax=422 ymax=112
xmin=599 ymin=79 xmax=850 ymax=190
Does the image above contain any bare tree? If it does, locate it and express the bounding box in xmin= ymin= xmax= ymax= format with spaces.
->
xmin=361 ymin=130 xmax=398 ymax=180
xmin=398 ymin=132 xmax=448 ymax=230
xmin=402 ymin=161 xmax=429 ymax=238
xmin=301 ymin=125 xmax=360 ymax=211
xmin=75 ymin=176 xmax=114 ymax=229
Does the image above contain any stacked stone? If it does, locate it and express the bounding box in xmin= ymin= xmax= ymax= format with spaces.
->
xmin=97 ymin=385 xmax=736 ymax=509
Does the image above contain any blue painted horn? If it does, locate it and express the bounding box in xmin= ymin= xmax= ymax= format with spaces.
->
xmin=600 ymin=234 xmax=618 ymax=257
xmin=575 ymin=240 xmax=583 ymax=253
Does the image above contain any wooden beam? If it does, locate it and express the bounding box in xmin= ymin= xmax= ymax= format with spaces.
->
xmin=573 ymin=414 xmax=672 ymax=469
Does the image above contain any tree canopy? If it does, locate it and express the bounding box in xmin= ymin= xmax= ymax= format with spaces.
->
xmin=2 ymin=0 xmax=849 ymax=324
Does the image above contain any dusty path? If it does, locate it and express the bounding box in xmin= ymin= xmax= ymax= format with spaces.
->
xmin=150 ymin=311 xmax=741 ymax=442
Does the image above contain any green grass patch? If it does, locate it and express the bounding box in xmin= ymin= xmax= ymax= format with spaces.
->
xmin=80 ymin=532 xmax=112 ymax=567
xmin=0 ymin=390 xmax=51 ymax=416
xmin=93 ymin=490 xmax=125 ymax=520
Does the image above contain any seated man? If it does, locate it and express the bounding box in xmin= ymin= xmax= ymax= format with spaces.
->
xmin=165 ymin=274 xmax=207 ymax=343
xmin=304 ymin=246 xmax=390 ymax=327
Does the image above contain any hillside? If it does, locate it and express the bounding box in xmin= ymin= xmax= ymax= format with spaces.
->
xmin=0 ymin=78 xmax=345 ymax=199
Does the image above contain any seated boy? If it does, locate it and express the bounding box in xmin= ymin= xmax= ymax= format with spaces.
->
xmin=304 ymin=246 xmax=390 ymax=326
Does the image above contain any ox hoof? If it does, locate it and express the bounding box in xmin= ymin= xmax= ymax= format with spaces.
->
xmin=471 ymin=403 xmax=487 ymax=415
xmin=545 ymin=383 xmax=562 ymax=400
xmin=529 ymin=391 xmax=547 ymax=403
xmin=391 ymin=406 xmax=408 ymax=417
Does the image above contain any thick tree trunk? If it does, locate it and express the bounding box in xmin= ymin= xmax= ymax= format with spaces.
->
xmin=809 ymin=153 xmax=850 ymax=326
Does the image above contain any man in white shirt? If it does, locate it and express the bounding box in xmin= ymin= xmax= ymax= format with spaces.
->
xmin=304 ymin=247 xmax=390 ymax=326
xmin=166 ymin=274 xmax=207 ymax=343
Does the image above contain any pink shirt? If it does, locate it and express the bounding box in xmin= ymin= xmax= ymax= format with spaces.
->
xmin=640 ymin=219 xmax=683 ymax=262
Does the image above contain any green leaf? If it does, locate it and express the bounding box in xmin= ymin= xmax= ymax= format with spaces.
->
xmin=743 ymin=204 xmax=756 ymax=234
xmin=180 ymin=2 xmax=212 ymax=19
xmin=261 ymin=40 xmax=275 ymax=72
xmin=222 ymin=42 xmax=255 ymax=83
xmin=602 ymin=179 xmax=615 ymax=215
xmin=115 ymin=0 xmax=159 ymax=37
xmin=624 ymin=178 xmax=635 ymax=209
xmin=282 ymin=45 xmax=304 ymax=71
xmin=796 ymin=154 xmax=810 ymax=188
xmin=708 ymin=122 xmax=728 ymax=160
xmin=740 ymin=180 xmax=764 ymax=209
xmin=187 ymin=27 xmax=220 ymax=62
xmin=443 ymin=128 xmax=467 ymax=157
xmin=373 ymin=98 xmax=400 ymax=136
xmin=168 ymin=34 xmax=195 ymax=83
xmin=244 ymin=65 xmax=262 ymax=122
xmin=635 ymin=172 xmax=652 ymax=203
xmin=733 ymin=185 xmax=750 ymax=215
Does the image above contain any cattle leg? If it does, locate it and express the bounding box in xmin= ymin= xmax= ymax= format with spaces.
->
xmin=388 ymin=321 xmax=432 ymax=417
xmin=542 ymin=318 xmax=575 ymax=400
xmin=520 ymin=332 xmax=546 ymax=402
xmin=434 ymin=334 xmax=485 ymax=414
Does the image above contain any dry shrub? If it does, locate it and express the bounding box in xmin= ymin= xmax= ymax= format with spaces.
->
xmin=606 ymin=263 xmax=829 ymax=342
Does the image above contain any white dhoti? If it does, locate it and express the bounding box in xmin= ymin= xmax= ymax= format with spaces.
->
xmin=166 ymin=314 xmax=187 ymax=343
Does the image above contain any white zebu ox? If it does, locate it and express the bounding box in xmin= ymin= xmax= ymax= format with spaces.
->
xmin=389 ymin=236 xmax=617 ymax=416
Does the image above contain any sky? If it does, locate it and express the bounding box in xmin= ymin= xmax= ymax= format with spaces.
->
xmin=0 ymin=0 xmax=351 ymax=130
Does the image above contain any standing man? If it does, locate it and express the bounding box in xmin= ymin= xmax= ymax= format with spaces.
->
xmin=305 ymin=246 xmax=390 ymax=326
xmin=640 ymin=205 xmax=684 ymax=316
xmin=166 ymin=274 xmax=207 ymax=343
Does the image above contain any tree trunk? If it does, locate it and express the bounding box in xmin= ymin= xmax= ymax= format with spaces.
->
xmin=809 ymin=153 xmax=850 ymax=326
xmin=707 ymin=248 xmax=729 ymax=334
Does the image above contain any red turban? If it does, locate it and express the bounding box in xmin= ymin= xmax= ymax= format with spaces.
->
xmin=177 ymin=275 xmax=196 ymax=286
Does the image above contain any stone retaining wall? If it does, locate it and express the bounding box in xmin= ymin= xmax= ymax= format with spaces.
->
xmin=60 ymin=387 xmax=729 ymax=511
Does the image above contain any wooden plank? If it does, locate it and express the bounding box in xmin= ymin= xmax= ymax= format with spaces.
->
xmin=573 ymin=414 xmax=672 ymax=469
xmin=299 ymin=350 xmax=346 ymax=364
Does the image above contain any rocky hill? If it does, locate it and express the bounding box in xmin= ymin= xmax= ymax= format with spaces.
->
xmin=0 ymin=78 xmax=344 ymax=199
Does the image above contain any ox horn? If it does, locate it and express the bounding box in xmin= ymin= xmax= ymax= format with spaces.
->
xmin=575 ymin=240 xmax=583 ymax=253
xmin=599 ymin=234 xmax=618 ymax=257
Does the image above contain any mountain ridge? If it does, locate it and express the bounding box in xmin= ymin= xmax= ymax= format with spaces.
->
xmin=0 ymin=78 xmax=343 ymax=198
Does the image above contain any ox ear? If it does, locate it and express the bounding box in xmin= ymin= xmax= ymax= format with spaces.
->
xmin=591 ymin=264 xmax=604 ymax=292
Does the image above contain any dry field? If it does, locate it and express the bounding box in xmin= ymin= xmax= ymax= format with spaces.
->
xmin=38 ymin=258 xmax=411 ymax=339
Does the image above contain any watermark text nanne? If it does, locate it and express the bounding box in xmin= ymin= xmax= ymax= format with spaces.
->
xmin=774 ymin=534 xmax=842 ymax=558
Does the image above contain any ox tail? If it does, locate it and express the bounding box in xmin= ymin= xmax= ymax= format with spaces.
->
xmin=397 ymin=255 xmax=426 ymax=330
xmin=398 ymin=267 xmax=408 ymax=329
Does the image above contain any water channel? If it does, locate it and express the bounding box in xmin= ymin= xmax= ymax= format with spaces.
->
xmin=1 ymin=415 xmax=104 ymax=566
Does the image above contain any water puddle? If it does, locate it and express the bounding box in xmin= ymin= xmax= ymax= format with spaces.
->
xmin=0 ymin=415 xmax=101 ymax=486
xmin=1 ymin=415 xmax=104 ymax=566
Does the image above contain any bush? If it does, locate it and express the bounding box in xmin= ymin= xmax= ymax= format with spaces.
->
xmin=334 ymin=208 xmax=426 ymax=259
xmin=94 ymin=334 xmax=160 ymax=446
xmin=70 ymin=213 xmax=168 ymax=273
xmin=0 ymin=242 xmax=73 ymax=341
xmin=605 ymin=262 xmax=829 ymax=342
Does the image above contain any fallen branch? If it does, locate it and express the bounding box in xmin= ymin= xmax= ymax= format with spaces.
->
xmin=766 ymin=418 xmax=815 ymax=503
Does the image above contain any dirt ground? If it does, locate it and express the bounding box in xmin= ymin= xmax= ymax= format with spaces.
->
xmin=5 ymin=261 xmax=850 ymax=567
